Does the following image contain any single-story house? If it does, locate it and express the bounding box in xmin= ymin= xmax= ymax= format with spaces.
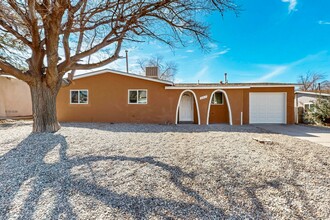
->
xmin=57 ymin=69 xmax=296 ymax=125
xmin=0 ymin=75 xmax=32 ymax=119
xmin=295 ymin=91 xmax=330 ymax=123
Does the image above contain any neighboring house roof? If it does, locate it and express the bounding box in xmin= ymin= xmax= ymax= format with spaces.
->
xmin=295 ymin=91 xmax=330 ymax=97
xmin=73 ymin=68 xmax=174 ymax=85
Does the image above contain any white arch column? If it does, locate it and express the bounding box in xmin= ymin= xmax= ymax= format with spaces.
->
xmin=206 ymin=89 xmax=233 ymax=125
xmin=175 ymin=90 xmax=201 ymax=125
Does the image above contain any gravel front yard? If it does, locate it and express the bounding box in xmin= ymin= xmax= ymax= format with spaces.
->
xmin=0 ymin=121 xmax=329 ymax=219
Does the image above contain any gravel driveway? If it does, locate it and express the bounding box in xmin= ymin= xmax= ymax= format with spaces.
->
xmin=0 ymin=121 xmax=329 ymax=219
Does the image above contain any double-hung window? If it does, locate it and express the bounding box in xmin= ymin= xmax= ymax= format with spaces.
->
xmin=128 ymin=90 xmax=147 ymax=104
xmin=211 ymin=92 xmax=223 ymax=105
xmin=70 ymin=90 xmax=88 ymax=104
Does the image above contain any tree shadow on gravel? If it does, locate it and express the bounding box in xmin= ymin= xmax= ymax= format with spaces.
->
xmin=0 ymin=133 xmax=77 ymax=219
xmin=1 ymin=133 xmax=328 ymax=219
xmin=0 ymin=134 xmax=229 ymax=219
xmin=215 ymin=166 xmax=323 ymax=219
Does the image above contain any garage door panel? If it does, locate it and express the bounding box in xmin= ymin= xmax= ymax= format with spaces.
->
xmin=249 ymin=93 xmax=286 ymax=124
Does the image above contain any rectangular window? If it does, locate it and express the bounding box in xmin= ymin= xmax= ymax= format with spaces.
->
xmin=304 ymin=103 xmax=314 ymax=112
xmin=211 ymin=92 xmax=223 ymax=105
xmin=70 ymin=90 xmax=88 ymax=104
xmin=128 ymin=90 xmax=147 ymax=104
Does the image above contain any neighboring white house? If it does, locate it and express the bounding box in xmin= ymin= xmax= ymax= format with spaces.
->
xmin=0 ymin=75 xmax=32 ymax=119
xmin=295 ymin=91 xmax=330 ymax=123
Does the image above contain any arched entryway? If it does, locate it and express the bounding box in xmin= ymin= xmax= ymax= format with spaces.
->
xmin=175 ymin=90 xmax=200 ymax=125
xmin=207 ymin=90 xmax=232 ymax=125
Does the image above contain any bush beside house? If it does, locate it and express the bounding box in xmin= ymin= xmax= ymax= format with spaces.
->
xmin=304 ymin=97 xmax=330 ymax=125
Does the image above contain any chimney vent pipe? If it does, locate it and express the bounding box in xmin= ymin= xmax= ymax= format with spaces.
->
xmin=125 ymin=50 xmax=128 ymax=73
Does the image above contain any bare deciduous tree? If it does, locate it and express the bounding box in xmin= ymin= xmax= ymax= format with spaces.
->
xmin=138 ymin=55 xmax=177 ymax=81
xmin=0 ymin=0 xmax=238 ymax=132
xmin=298 ymin=71 xmax=329 ymax=92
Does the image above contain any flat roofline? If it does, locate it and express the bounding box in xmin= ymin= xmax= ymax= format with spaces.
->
xmin=166 ymin=86 xmax=251 ymax=90
xmin=250 ymin=85 xmax=297 ymax=87
xmin=165 ymin=85 xmax=297 ymax=90
xmin=295 ymin=91 xmax=330 ymax=97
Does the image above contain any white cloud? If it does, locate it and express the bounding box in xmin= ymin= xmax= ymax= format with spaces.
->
xmin=187 ymin=66 xmax=211 ymax=83
xmin=184 ymin=47 xmax=230 ymax=82
xmin=215 ymin=48 xmax=230 ymax=56
xmin=186 ymin=50 xmax=194 ymax=53
xmin=254 ymin=51 xmax=327 ymax=82
xmin=207 ymin=42 xmax=218 ymax=49
xmin=319 ymin=20 xmax=330 ymax=25
xmin=281 ymin=0 xmax=297 ymax=13
xmin=195 ymin=66 xmax=209 ymax=79
xmin=204 ymin=48 xmax=230 ymax=61
xmin=256 ymin=66 xmax=288 ymax=82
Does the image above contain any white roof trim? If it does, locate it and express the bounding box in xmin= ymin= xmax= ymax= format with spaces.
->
xmin=165 ymin=86 xmax=251 ymax=90
xmin=250 ymin=85 xmax=297 ymax=88
xmin=165 ymin=85 xmax=296 ymax=90
xmin=295 ymin=91 xmax=330 ymax=97
xmin=0 ymin=75 xmax=16 ymax=79
xmin=73 ymin=68 xmax=173 ymax=85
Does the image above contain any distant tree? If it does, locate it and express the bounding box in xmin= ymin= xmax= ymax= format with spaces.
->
xmin=322 ymin=81 xmax=330 ymax=93
xmin=138 ymin=55 xmax=177 ymax=81
xmin=0 ymin=0 xmax=238 ymax=132
xmin=298 ymin=71 xmax=329 ymax=91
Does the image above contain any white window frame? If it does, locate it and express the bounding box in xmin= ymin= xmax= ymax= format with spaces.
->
xmin=304 ymin=102 xmax=315 ymax=112
xmin=128 ymin=89 xmax=148 ymax=104
xmin=211 ymin=92 xmax=224 ymax=105
xmin=70 ymin=89 xmax=89 ymax=104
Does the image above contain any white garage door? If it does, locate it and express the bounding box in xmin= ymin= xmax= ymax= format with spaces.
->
xmin=249 ymin=93 xmax=286 ymax=124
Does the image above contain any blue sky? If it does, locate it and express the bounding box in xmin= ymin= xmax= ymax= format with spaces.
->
xmin=107 ymin=0 xmax=330 ymax=83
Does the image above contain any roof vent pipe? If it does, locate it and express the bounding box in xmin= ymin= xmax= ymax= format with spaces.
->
xmin=125 ymin=50 xmax=129 ymax=73
xmin=224 ymin=73 xmax=228 ymax=84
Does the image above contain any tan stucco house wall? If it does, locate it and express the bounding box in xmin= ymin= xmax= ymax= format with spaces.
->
xmin=0 ymin=76 xmax=32 ymax=118
xmin=57 ymin=69 xmax=295 ymax=125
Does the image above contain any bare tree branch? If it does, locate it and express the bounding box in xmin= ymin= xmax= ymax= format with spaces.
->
xmin=298 ymin=71 xmax=327 ymax=91
xmin=0 ymin=0 xmax=238 ymax=131
xmin=138 ymin=55 xmax=177 ymax=81
xmin=0 ymin=60 xmax=32 ymax=82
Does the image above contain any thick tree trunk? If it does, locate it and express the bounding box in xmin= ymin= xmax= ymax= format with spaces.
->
xmin=30 ymin=81 xmax=61 ymax=133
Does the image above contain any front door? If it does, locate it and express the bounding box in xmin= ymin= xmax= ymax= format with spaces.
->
xmin=179 ymin=93 xmax=194 ymax=122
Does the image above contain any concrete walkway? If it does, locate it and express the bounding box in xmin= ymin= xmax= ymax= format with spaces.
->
xmin=255 ymin=124 xmax=330 ymax=147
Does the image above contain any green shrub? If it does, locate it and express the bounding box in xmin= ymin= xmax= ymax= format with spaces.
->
xmin=304 ymin=97 xmax=330 ymax=125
